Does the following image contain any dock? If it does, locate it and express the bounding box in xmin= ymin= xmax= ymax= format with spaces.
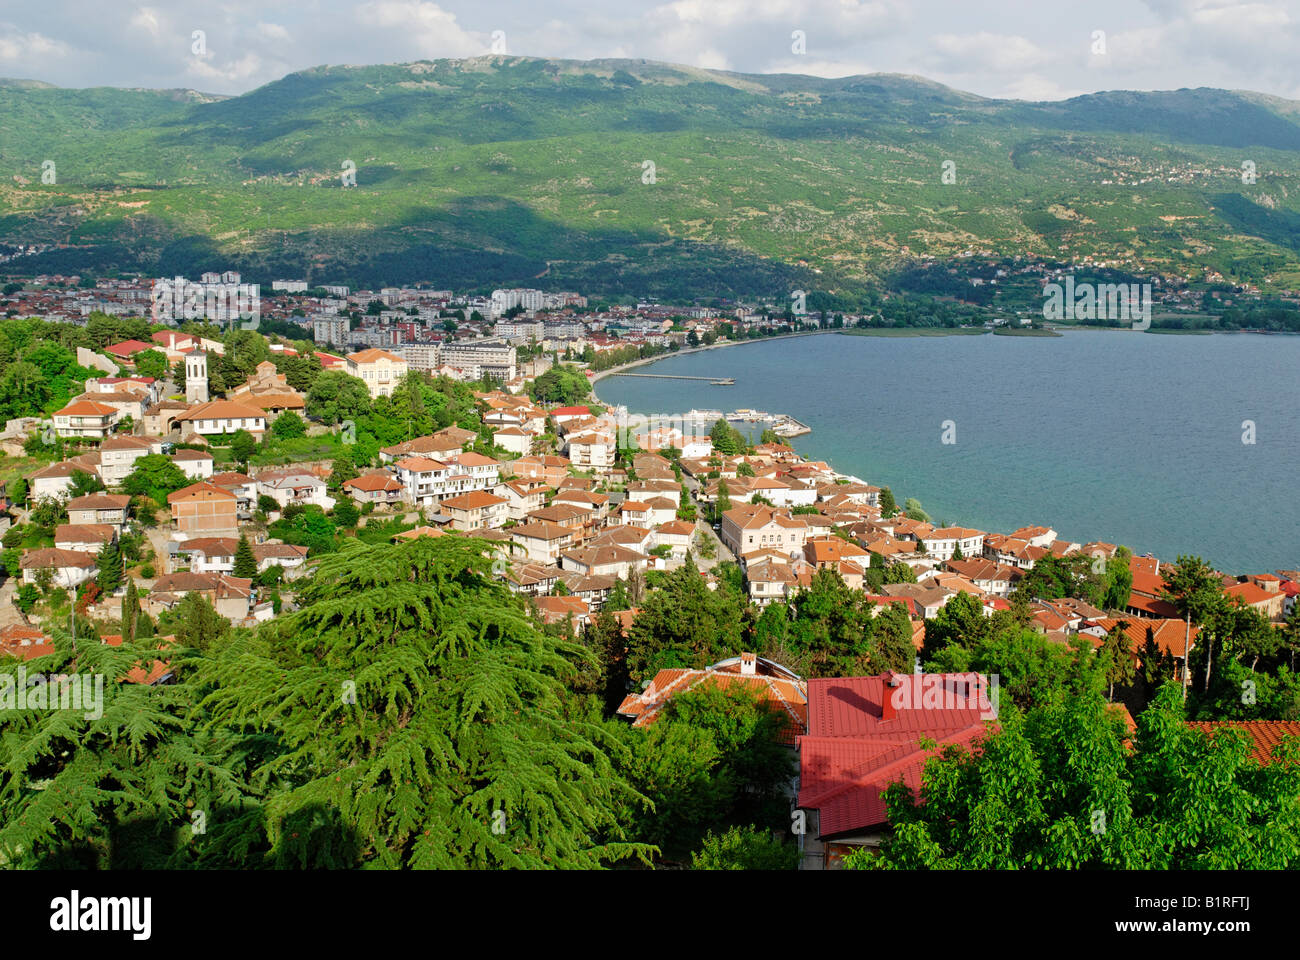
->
xmin=609 ymin=373 xmax=734 ymax=385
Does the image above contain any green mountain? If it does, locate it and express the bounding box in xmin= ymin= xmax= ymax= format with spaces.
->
xmin=3 ymin=56 xmax=1300 ymax=298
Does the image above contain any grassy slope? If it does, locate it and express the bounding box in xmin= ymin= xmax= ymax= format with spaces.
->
xmin=1 ymin=58 xmax=1299 ymax=295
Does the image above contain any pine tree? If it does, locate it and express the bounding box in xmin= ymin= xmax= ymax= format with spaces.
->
xmin=121 ymin=580 xmax=139 ymax=643
xmin=879 ymin=486 xmax=897 ymax=519
xmin=1101 ymin=624 xmax=1136 ymax=701
xmin=0 ymin=629 xmax=246 ymax=868
xmin=233 ymin=534 xmax=258 ymax=580
xmin=96 ymin=538 xmax=123 ymax=594
xmin=200 ymin=537 xmax=653 ymax=868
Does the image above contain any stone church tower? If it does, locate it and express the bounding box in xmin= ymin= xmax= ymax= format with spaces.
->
xmin=185 ymin=348 xmax=209 ymax=404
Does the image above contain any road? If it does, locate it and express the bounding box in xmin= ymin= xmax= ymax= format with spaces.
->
xmin=680 ymin=471 xmax=734 ymax=571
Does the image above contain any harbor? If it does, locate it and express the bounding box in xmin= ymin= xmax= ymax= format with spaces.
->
xmin=676 ymin=408 xmax=812 ymax=438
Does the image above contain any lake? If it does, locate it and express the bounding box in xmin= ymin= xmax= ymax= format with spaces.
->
xmin=595 ymin=330 xmax=1300 ymax=575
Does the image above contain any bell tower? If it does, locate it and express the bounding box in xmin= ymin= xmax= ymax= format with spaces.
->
xmin=185 ymin=348 xmax=209 ymax=404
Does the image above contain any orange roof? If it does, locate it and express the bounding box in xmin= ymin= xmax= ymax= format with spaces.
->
xmin=393 ymin=456 xmax=447 ymax=471
xmin=442 ymin=490 xmax=507 ymax=510
xmin=242 ymin=393 xmax=305 ymax=410
xmin=101 ymin=634 xmax=176 ymax=685
xmin=617 ymin=658 xmax=808 ymax=744
xmin=533 ymin=595 xmax=590 ymax=621
xmin=1094 ymin=617 xmax=1199 ymax=660
xmin=179 ymin=400 xmax=266 ymax=422
xmin=344 ymin=473 xmax=403 ymax=492
xmin=167 ymin=481 xmax=237 ymax=503
xmin=452 ymin=452 xmax=499 ymax=467
xmin=393 ymin=525 xmax=445 ymax=541
xmin=1186 ymin=721 xmax=1300 ymax=765
xmin=348 ymin=348 xmax=404 ymax=363
xmin=1226 ymin=582 xmax=1276 ymax=606
xmin=54 ymin=400 xmax=117 ymax=417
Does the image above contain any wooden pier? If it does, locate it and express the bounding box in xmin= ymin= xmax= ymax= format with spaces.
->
xmin=609 ymin=373 xmax=735 ymax=385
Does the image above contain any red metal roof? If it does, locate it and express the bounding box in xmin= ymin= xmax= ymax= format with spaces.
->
xmin=797 ymin=673 xmax=995 ymax=838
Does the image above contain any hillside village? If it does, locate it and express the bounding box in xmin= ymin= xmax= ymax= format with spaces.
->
xmin=0 ymin=281 xmax=1298 ymax=871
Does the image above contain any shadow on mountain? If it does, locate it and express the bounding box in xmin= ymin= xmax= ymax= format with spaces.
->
xmin=1209 ymin=192 xmax=1300 ymax=253
xmin=1 ymin=193 xmax=829 ymax=300
xmin=1009 ymin=90 xmax=1300 ymax=151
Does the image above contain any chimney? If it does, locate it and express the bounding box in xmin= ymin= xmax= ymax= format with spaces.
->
xmin=881 ymin=671 xmax=902 ymax=721
xmin=739 ymin=652 xmax=757 ymax=676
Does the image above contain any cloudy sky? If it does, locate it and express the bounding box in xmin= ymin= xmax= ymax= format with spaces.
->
xmin=1 ymin=0 xmax=1297 ymax=102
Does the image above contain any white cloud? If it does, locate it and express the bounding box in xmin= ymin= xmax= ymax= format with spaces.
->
xmin=0 ymin=23 xmax=71 ymax=63
xmin=258 ymin=22 xmax=292 ymax=43
xmin=353 ymin=1 xmax=484 ymax=57
xmin=930 ymin=32 xmax=1053 ymax=72
xmin=0 ymin=0 xmax=1295 ymax=102
xmin=130 ymin=7 xmax=162 ymax=38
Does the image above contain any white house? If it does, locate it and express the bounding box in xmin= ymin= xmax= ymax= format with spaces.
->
xmin=20 ymin=549 xmax=98 ymax=589
xmin=176 ymin=401 xmax=267 ymax=438
xmin=256 ymin=470 xmax=336 ymax=511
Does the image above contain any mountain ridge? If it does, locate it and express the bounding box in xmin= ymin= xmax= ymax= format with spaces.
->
xmin=2 ymin=56 xmax=1300 ymax=296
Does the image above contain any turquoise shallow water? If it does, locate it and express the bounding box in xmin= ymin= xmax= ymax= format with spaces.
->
xmin=596 ymin=330 xmax=1300 ymax=575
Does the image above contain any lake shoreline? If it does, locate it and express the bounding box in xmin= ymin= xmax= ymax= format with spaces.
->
xmin=594 ymin=329 xmax=1297 ymax=574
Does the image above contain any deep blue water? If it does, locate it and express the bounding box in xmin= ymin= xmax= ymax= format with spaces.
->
xmin=597 ymin=331 xmax=1300 ymax=575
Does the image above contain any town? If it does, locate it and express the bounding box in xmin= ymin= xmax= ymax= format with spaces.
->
xmin=1 ymin=270 xmax=1297 ymax=872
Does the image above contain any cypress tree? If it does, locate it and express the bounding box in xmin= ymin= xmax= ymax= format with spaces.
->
xmin=121 ymin=580 xmax=138 ymax=643
xmin=233 ymin=534 xmax=258 ymax=580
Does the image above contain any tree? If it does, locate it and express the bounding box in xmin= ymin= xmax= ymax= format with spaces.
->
xmin=233 ymin=534 xmax=258 ymax=580
xmin=529 ymin=366 xmax=590 ymax=405
xmin=95 ymin=538 xmax=123 ymax=594
xmin=691 ymin=825 xmax=798 ymax=870
xmin=784 ymin=568 xmax=912 ymax=677
xmin=332 ymin=500 xmax=360 ymax=529
xmin=845 ymin=684 xmax=1300 ymax=869
xmin=123 ymin=454 xmax=189 ymax=507
xmin=69 ymin=470 xmax=105 ymax=498
xmin=270 ymin=411 xmax=307 ymax=440
xmin=0 ymin=361 xmax=51 ymax=420
xmin=1102 ymin=553 xmax=1133 ymax=610
xmin=576 ymin=609 xmax=631 ymax=715
xmin=328 ymin=454 xmax=359 ymax=491
xmin=200 ymin=537 xmax=652 ymax=867
xmin=162 ymin=592 xmax=230 ymax=654
xmin=229 ymin=429 xmax=257 ymax=464
xmin=714 ymin=480 xmax=732 ymax=522
xmin=605 ymin=578 xmax=631 ymax=612
xmin=1100 ymin=625 xmax=1135 ymax=700
xmin=625 ymin=560 xmax=745 ymax=682
xmin=1161 ymin=556 xmax=1227 ymax=695
xmin=306 ymin=371 xmax=371 ymax=425
xmin=923 ymin=591 xmax=986 ymax=660
xmin=885 ymin=561 xmax=917 ymax=584
xmin=903 ymin=498 xmax=931 ymax=522
xmin=121 ymin=580 xmax=140 ymax=643
xmin=879 ymin=487 xmax=897 ymax=519
xmin=133 ymin=349 xmax=169 ymax=380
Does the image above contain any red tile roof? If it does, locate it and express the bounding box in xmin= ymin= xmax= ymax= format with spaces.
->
xmin=617 ymin=657 xmax=808 ymax=744
xmin=1186 ymin=721 xmax=1300 ymax=765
